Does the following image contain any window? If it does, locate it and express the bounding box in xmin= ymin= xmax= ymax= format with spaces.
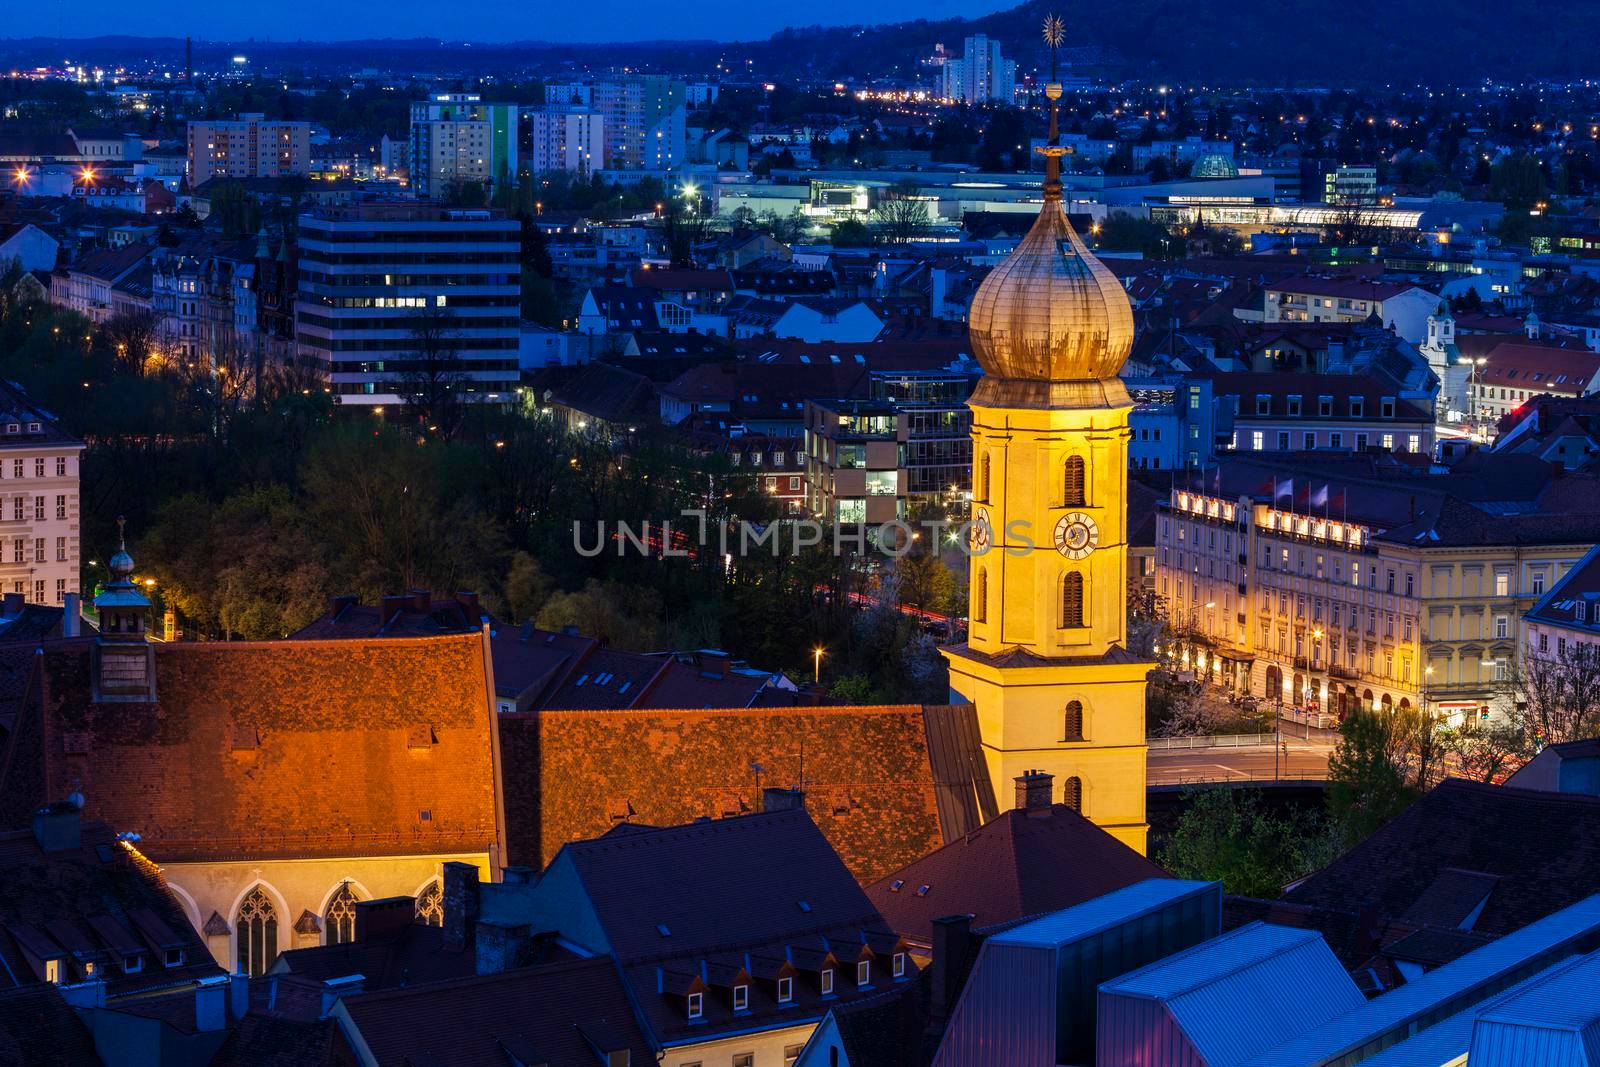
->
xmin=1063 ymin=455 xmax=1086 ymax=506
xmin=1063 ymin=700 xmax=1084 ymax=742
xmin=1062 ymin=572 xmax=1084 ymax=628
xmin=1382 ymin=433 xmax=1395 ymax=451
xmin=1277 ymin=431 xmax=1290 ymax=451
xmin=1408 ymin=434 xmax=1420 ymax=453
xmin=821 ymin=968 xmax=835 ymax=996
xmin=1356 ymin=433 xmax=1369 ymax=451
xmin=236 ymin=886 xmax=279 ymax=977
xmin=893 ymin=952 xmax=907 ymax=978
xmin=55 ymin=457 xmax=65 ymax=477
xmin=1303 ymin=431 xmax=1316 ymax=450
xmin=1494 ymin=573 xmax=1510 ymax=597
xmin=785 ymin=1046 xmax=803 ymax=1067
xmin=733 ymin=1055 xmax=754 ymax=1067
xmin=1495 ymin=615 xmax=1509 ymax=639
xmin=733 ymin=983 xmax=749 ymax=1011
xmin=1252 ymin=431 xmax=1264 ymax=451
xmin=33 ymin=497 xmax=43 ymax=520
xmin=1350 ymin=396 xmax=1365 ymax=418
xmin=33 ymin=459 xmax=43 ymax=478
xmin=123 ymin=954 xmax=143 ymax=974
xmin=1330 ymin=432 xmax=1343 ymax=449
xmin=1287 ymin=395 xmax=1302 ymax=416
xmin=1405 ymin=574 xmax=1414 ymax=597
xmin=857 ymin=959 xmax=871 ymax=986
xmin=687 ymin=991 xmax=703 ymax=1019
xmin=165 ymin=949 xmax=184 ymax=968
xmin=1381 ymin=397 xmax=1396 ymax=419
xmin=1319 ymin=396 xmax=1333 ymax=417
xmin=415 ymin=880 xmax=444 ymax=926
xmin=33 ymin=538 xmax=43 ymax=563
xmin=978 ymin=453 xmax=990 ymax=502
xmin=1062 ymin=776 xmax=1083 ymax=812
xmin=9 ymin=460 xmax=18 ymax=479
xmin=974 ymin=569 xmax=988 ymax=624
xmin=324 ymin=882 xmax=359 ymax=945
xmin=778 ymin=975 xmax=794 ymax=1003
xmin=1533 ymin=572 xmax=1546 ymax=595
xmin=44 ymin=958 xmax=60 ymax=983
xmin=1255 ymin=395 xmax=1271 ymax=415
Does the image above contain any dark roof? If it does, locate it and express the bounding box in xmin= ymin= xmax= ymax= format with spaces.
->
xmin=864 ymin=804 xmax=1170 ymax=945
xmin=287 ymin=593 xmax=484 ymax=640
xmin=0 ymin=635 xmax=499 ymax=863
xmin=0 ymin=381 xmax=83 ymax=451
xmin=546 ymin=363 xmax=655 ymax=426
xmin=0 ymin=817 xmax=220 ymax=997
xmin=273 ymin=921 xmax=480 ymax=990
xmin=1206 ymin=371 xmax=1433 ymax=423
xmin=334 ymin=956 xmax=652 ymax=1067
xmin=821 ymin=982 xmax=927 ymax=1067
xmin=497 ymin=703 xmax=997 ymax=884
xmin=1266 ymin=277 xmax=1422 ymax=302
xmin=628 ymin=267 xmax=733 ymax=292
xmin=208 ymin=1013 xmax=338 ymax=1067
xmin=0 ymin=984 xmax=102 ymax=1066
xmin=65 ymin=243 xmax=150 ymax=283
xmin=1283 ymin=778 xmax=1600 ymax=936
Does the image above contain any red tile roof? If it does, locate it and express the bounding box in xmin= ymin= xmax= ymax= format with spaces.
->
xmin=498 ymin=704 xmax=995 ymax=884
xmin=1 ymin=635 xmax=500 ymax=863
xmin=864 ymin=804 xmax=1170 ymax=945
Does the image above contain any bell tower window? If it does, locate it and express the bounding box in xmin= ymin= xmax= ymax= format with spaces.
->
xmin=1064 ymin=455 xmax=1086 ymax=507
xmin=1063 ymin=776 xmax=1083 ymax=812
xmin=975 ymin=568 xmax=988 ymax=624
xmin=979 ymin=453 xmax=991 ymax=503
xmin=1063 ymin=700 xmax=1084 ymax=742
xmin=1062 ymin=572 xmax=1084 ymax=628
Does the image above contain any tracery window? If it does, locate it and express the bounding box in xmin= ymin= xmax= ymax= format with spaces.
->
xmin=325 ymin=882 xmax=360 ymax=945
xmin=236 ymin=887 xmax=279 ymax=977
xmin=415 ymin=880 xmax=444 ymax=927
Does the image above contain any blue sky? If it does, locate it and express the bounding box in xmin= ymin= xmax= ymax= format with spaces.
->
xmin=13 ymin=0 xmax=1013 ymax=44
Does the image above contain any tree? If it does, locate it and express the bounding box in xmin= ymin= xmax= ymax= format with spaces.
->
xmin=502 ymin=550 xmax=555 ymax=623
xmin=831 ymin=218 xmax=874 ymax=247
xmin=661 ymin=198 xmax=709 ymax=268
xmin=1159 ymin=787 xmax=1336 ymax=898
xmin=870 ymin=180 xmax=930 ymax=244
xmin=1497 ymin=639 xmax=1600 ymax=755
xmin=1326 ymin=709 xmax=1419 ymax=847
xmin=895 ymin=550 xmax=957 ymax=613
xmin=536 ymin=579 xmax=664 ymax=651
xmin=392 ymin=310 xmax=468 ymax=437
xmin=1151 ymin=682 xmax=1232 ymax=738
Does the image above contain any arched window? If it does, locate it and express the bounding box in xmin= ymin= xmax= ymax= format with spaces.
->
xmin=415 ymin=880 xmax=444 ymax=927
xmin=1063 ymin=455 xmax=1086 ymax=507
xmin=1063 ymin=701 xmax=1084 ymax=742
xmin=236 ymin=887 xmax=279 ymax=977
xmin=974 ymin=568 xmax=988 ymax=624
xmin=1062 ymin=572 xmax=1084 ymax=628
xmin=1062 ymin=776 xmax=1083 ymax=813
xmin=979 ymin=453 xmax=991 ymax=503
xmin=325 ymin=882 xmax=359 ymax=945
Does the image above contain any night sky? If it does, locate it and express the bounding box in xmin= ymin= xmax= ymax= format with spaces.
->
xmin=11 ymin=0 xmax=1015 ymax=44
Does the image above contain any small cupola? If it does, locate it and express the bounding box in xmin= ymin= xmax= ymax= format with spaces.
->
xmin=92 ymin=517 xmax=157 ymax=702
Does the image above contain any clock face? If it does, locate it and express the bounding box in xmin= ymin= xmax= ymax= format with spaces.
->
xmin=1055 ymin=511 xmax=1099 ymax=560
xmin=970 ymin=508 xmax=992 ymax=552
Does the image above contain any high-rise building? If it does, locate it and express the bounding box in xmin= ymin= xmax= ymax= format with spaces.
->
xmin=186 ymin=113 xmax=311 ymax=185
xmin=528 ymin=107 xmax=606 ymax=175
xmin=942 ymin=100 xmax=1149 ymax=852
xmin=294 ymin=203 xmax=521 ymax=410
xmin=0 ymin=383 xmax=83 ymax=609
xmin=408 ymin=94 xmax=518 ymax=200
xmin=548 ymin=77 xmax=685 ymax=170
xmin=942 ymin=35 xmax=1016 ymax=104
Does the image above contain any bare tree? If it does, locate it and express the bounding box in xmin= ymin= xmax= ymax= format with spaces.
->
xmin=392 ymin=310 xmax=469 ymax=437
xmin=1502 ymin=640 xmax=1600 ymax=749
xmin=870 ymin=180 xmax=931 ymax=245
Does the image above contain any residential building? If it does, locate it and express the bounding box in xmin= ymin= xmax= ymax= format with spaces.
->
xmin=870 ymin=363 xmax=979 ymax=503
xmin=804 ymin=398 xmax=908 ymax=528
xmin=1472 ymin=342 xmax=1600 ymax=431
xmin=53 ymin=244 xmax=150 ymax=324
xmin=1126 ymin=375 xmax=1220 ymax=470
xmin=941 ymin=35 xmax=1016 ymax=104
xmin=1523 ymin=541 xmax=1600 ymax=673
xmin=1260 ymin=278 xmax=1437 ymax=344
xmin=528 ymin=106 xmax=606 ymax=175
xmin=186 ymin=113 xmax=311 ymax=185
xmin=294 ymin=203 xmax=521 ymax=409
xmin=552 ymin=76 xmax=686 ymax=171
xmin=0 ymin=383 xmax=83 ymax=608
xmin=0 ymin=222 xmax=59 ymax=273
xmin=408 ymin=94 xmax=518 ymax=200
xmin=1214 ymin=371 xmax=1436 ymax=457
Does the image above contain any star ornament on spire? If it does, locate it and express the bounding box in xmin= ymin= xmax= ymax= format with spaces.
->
xmin=1043 ymin=13 xmax=1065 ymax=51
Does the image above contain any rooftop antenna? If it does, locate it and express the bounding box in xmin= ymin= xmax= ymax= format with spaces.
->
xmin=1037 ymin=13 xmax=1071 ymax=201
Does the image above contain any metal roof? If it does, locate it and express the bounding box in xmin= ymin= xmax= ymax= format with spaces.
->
xmin=988 ymin=878 xmax=1218 ymax=949
xmin=1246 ymin=892 xmax=1600 ymax=1067
xmin=1100 ymin=921 xmax=1365 ymax=1067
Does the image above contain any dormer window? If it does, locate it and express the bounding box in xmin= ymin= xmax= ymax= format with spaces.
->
xmin=778 ymin=976 xmax=793 ymax=1003
xmin=687 ymin=991 xmax=704 ymax=1020
xmin=1350 ymin=396 xmax=1365 ymax=418
xmin=1381 ymin=397 xmax=1396 ymax=419
xmin=1318 ymin=396 xmax=1333 ymax=417
xmin=164 ymin=949 xmax=184 ymax=968
xmin=123 ymin=954 xmax=144 ymax=974
xmin=821 ymin=968 xmax=834 ymax=996
xmin=1287 ymin=395 xmax=1302 ymax=417
xmin=857 ymin=959 xmax=871 ymax=986
xmin=44 ymin=959 xmax=61 ymax=983
xmin=893 ymin=952 xmax=907 ymax=979
xmin=1255 ymin=394 xmax=1270 ymax=416
xmin=733 ymin=984 xmax=749 ymax=1012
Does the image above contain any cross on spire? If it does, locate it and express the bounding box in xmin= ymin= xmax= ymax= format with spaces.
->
xmin=1036 ymin=12 xmax=1072 ymax=201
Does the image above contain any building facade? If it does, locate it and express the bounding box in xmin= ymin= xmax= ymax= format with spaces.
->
xmin=0 ymin=386 xmax=82 ymax=608
xmin=551 ymin=77 xmax=686 ymax=171
xmin=528 ymin=107 xmax=606 ymax=175
xmin=186 ymin=114 xmax=311 ymax=185
xmin=408 ymin=94 xmax=518 ymax=200
xmin=942 ymin=35 xmax=1016 ymax=104
xmin=294 ymin=204 xmax=521 ymax=409
xmin=803 ymin=399 xmax=909 ymax=528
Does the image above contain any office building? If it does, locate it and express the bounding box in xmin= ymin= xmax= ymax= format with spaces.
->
xmin=942 ymin=35 xmax=1016 ymax=104
xmin=803 ymin=399 xmax=908 ymax=528
xmin=186 ymin=113 xmax=311 ymax=185
xmin=408 ymin=94 xmax=518 ymax=200
xmin=294 ymin=203 xmax=521 ymax=410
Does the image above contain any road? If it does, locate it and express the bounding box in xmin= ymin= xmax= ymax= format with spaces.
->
xmin=1147 ymin=740 xmax=1334 ymax=786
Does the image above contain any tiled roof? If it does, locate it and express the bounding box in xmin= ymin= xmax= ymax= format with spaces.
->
xmin=0 ymin=984 xmax=101 ymax=1066
xmin=1 ymin=635 xmax=500 ymax=863
xmin=209 ymin=1013 xmax=338 ymax=1067
xmin=864 ymin=804 xmax=1169 ymax=945
xmin=287 ymin=593 xmax=485 ymax=640
xmin=275 ymin=919 xmax=570 ymax=990
xmin=498 ymin=703 xmax=995 ymax=884
xmin=1267 ymin=277 xmax=1422 ymax=302
xmin=1283 ymin=778 xmax=1600 ymax=936
xmin=629 ymin=267 xmax=733 ymax=292
xmin=546 ymin=362 xmax=655 ymax=425
xmin=335 ymin=956 xmax=653 ymax=1067
xmin=0 ymin=818 xmax=220 ymax=998
xmin=1207 ymin=371 xmax=1433 ymax=423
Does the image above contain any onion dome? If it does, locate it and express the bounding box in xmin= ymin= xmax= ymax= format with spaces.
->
xmin=108 ymin=515 xmax=134 ymax=580
xmin=967 ymin=200 xmax=1135 ymax=382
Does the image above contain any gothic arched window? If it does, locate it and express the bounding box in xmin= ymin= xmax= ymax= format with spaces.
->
xmin=1064 ymin=455 xmax=1086 ymax=507
xmin=415 ymin=880 xmax=444 ymax=927
xmin=1063 ymin=700 xmax=1084 ymax=742
xmin=325 ymin=882 xmax=359 ymax=945
xmin=1062 ymin=572 xmax=1084 ymax=628
xmin=979 ymin=453 xmax=991 ymax=503
xmin=975 ymin=568 xmax=988 ymax=624
xmin=1063 ymin=776 xmax=1084 ymax=813
xmin=236 ymin=887 xmax=279 ymax=977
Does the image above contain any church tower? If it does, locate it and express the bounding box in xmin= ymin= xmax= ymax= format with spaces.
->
xmin=941 ymin=18 xmax=1151 ymax=853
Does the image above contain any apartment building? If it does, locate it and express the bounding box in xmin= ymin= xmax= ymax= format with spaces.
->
xmin=293 ymin=203 xmax=520 ymax=409
xmin=1213 ymin=372 xmax=1436 ymax=457
xmin=528 ymin=107 xmax=606 ymax=175
xmin=186 ymin=114 xmax=311 ymax=185
xmin=869 ymin=365 xmax=979 ymax=504
xmin=804 ymin=399 xmax=908 ymax=528
xmin=408 ymin=94 xmax=518 ymax=200
xmin=1262 ymin=278 xmax=1436 ymax=344
xmin=0 ymin=385 xmax=83 ymax=608
xmin=1155 ymin=455 xmax=1600 ymax=724
xmin=942 ymin=34 xmax=1016 ymax=104
xmin=548 ymin=77 xmax=685 ymax=170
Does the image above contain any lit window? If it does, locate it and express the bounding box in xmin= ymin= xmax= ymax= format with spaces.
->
xmin=733 ymin=984 xmax=749 ymax=1011
xmin=857 ymin=959 xmax=871 ymax=986
xmin=821 ymin=968 xmax=834 ymax=996
xmin=778 ymin=976 xmax=793 ymax=1003
xmin=44 ymin=959 xmax=60 ymax=984
xmin=893 ymin=952 xmax=907 ymax=979
xmin=687 ymin=991 xmax=703 ymax=1019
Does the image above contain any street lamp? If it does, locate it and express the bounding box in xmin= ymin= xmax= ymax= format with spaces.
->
xmin=813 ymin=647 xmax=825 ymax=684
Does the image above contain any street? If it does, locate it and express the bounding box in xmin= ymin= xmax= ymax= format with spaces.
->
xmin=1147 ymin=739 xmax=1335 ymax=786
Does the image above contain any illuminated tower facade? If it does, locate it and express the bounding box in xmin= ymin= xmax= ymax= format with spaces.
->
xmin=941 ymin=20 xmax=1150 ymax=852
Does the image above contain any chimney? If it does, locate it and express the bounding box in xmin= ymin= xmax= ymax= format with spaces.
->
xmin=31 ymin=800 xmax=82 ymax=853
xmin=61 ymin=593 xmax=80 ymax=637
xmin=1014 ymin=769 xmax=1054 ymax=812
xmin=474 ymin=920 xmax=551 ymax=976
xmin=455 ymin=591 xmax=482 ymax=617
xmin=762 ymin=787 xmax=805 ymax=812
xmin=195 ymin=975 xmax=229 ymax=1032
xmin=930 ymin=914 xmax=975 ymax=1021
xmin=327 ymin=594 xmax=357 ymax=619
xmin=318 ymin=974 xmax=365 ymax=1020
xmin=441 ymin=862 xmax=480 ymax=953
xmin=500 ymin=866 xmax=536 ymax=885
xmin=229 ymin=972 xmax=249 ymax=1021
xmin=379 ymin=595 xmax=409 ymax=625
xmin=353 ymin=897 xmax=416 ymax=944
xmin=2 ymin=592 xmax=22 ymax=617
xmin=408 ymin=589 xmax=431 ymax=613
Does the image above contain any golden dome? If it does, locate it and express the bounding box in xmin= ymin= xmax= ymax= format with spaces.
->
xmin=967 ymin=200 xmax=1134 ymax=382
